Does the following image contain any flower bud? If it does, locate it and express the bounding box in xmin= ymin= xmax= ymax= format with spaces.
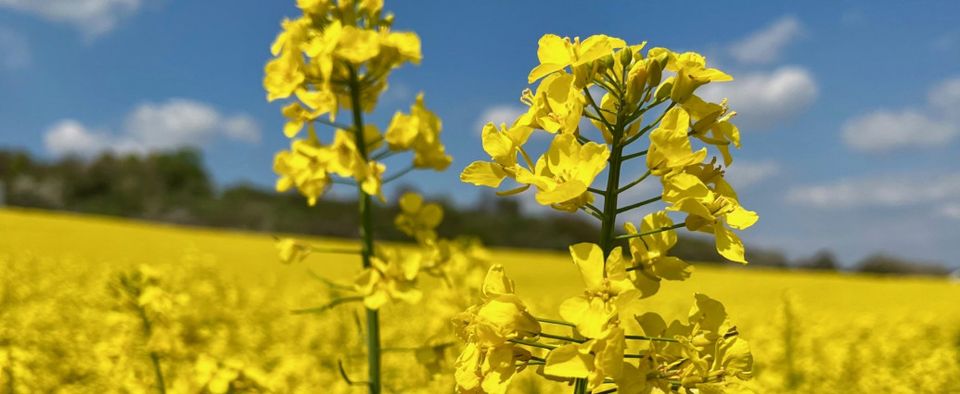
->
xmin=619 ymin=49 xmax=633 ymax=66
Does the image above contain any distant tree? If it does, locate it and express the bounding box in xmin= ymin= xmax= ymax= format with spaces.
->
xmin=856 ymin=253 xmax=949 ymax=276
xmin=795 ymin=250 xmax=838 ymax=271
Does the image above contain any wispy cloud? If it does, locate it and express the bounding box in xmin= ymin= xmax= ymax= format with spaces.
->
xmin=725 ymin=160 xmax=781 ymax=188
xmin=700 ymin=66 xmax=818 ymax=130
xmin=729 ymin=16 xmax=802 ymax=65
xmin=0 ymin=0 xmax=143 ymax=38
xmin=786 ymin=173 xmax=960 ymax=209
xmin=472 ymin=104 xmax=526 ymax=133
xmin=44 ymin=98 xmax=260 ymax=157
xmin=841 ymin=77 xmax=960 ymax=152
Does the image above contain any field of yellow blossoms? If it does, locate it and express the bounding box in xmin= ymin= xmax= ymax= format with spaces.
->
xmin=1 ymin=207 xmax=959 ymax=393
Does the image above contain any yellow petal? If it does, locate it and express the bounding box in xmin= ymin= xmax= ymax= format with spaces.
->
xmin=461 ymin=162 xmax=507 ymax=188
xmin=543 ymin=343 xmax=591 ymax=378
xmin=715 ymin=225 xmax=747 ymax=264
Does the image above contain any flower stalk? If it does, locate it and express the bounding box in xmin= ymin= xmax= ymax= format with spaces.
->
xmin=347 ymin=65 xmax=382 ymax=394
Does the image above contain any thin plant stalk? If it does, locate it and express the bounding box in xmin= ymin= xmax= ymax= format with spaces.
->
xmin=347 ymin=65 xmax=382 ymax=394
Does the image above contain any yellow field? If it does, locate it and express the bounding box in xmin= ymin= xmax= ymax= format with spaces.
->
xmin=1 ymin=207 xmax=958 ymax=393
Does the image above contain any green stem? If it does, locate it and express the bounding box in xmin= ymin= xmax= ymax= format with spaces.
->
xmin=616 ymin=196 xmax=661 ymax=214
xmin=615 ymin=223 xmax=685 ymax=240
xmin=509 ymin=338 xmax=557 ymax=350
xmin=537 ymin=331 xmax=586 ymax=343
xmin=617 ymin=170 xmax=651 ymax=194
xmin=382 ymin=164 xmax=414 ymax=184
xmin=348 ymin=65 xmax=381 ymax=394
xmin=621 ymin=150 xmax=648 ymax=161
xmin=136 ymin=305 xmax=166 ymax=394
xmin=536 ymin=317 xmax=576 ymax=327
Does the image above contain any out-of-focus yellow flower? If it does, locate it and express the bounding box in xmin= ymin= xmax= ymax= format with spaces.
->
xmin=275 ymin=238 xmax=311 ymax=264
xmin=384 ymin=93 xmax=451 ymax=170
xmin=273 ymin=139 xmax=332 ymax=206
xmin=515 ymin=134 xmax=609 ymax=212
xmin=395 ymin=192 xmax=443 ymax=243
xmin=460 ymin=122 xmax=534 ymax=189
xmin=624 ymin=211 xmax=691 ymax=298
xmin=558 ymin=243 xmax=638 ymax=338
xmin=354 ymin=246 xmax=422 ymax=309
xmin=663 ymin=172 xmax=758 ymax=263
xmin=544 ymin=326 xmax=625 ymax=390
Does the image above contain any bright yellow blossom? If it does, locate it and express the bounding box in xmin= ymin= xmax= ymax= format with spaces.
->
xmin=460 ymin=121 xmax=534 ymax=189
xmin=273 ymin=139 xmax=332 ymax=206
xmin=527 ymin=34 xmax=627 ymax=83
xmin=646 ymin=106 xmax=707 ymax=175
xmin=517 ymin=72 xmax=584 ymax=134
xmin=558 ymin=243 xmax=638 ymax=338
xmin=624 ymin=211 xmax=691 ymax=298
xmin=544 ymin=326 xmax=625 ymax=390
xmin=515 ymin=134 xmax=609 ymax=212
xmin=275 ymin=238 xmax=311 ymax=264
xmin=662 ymin=173 xmax=758 ymax=263
xmin=659 ymin=50 xmax=733 ymax=103
xmin=453 ymin=265 xmax=540 ymax=393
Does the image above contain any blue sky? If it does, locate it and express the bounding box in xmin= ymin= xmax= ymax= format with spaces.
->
xmin=1 ymin=0 xmax=958 ymax=267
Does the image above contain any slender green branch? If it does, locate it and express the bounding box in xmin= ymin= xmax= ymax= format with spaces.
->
xmin=576 ymin=134 xmax=591 ymax=145
xmin=537 ymin=331 xmax=586 ymax=344
xmin=623 ymin=102 xmax=677 ymax=147
xmin=134 ymin=305 xmax=165 ymax=394
xmin=617 ymin=170 xmax=652 ymax=194
xmin=588 ymin=187 xmax=606 ymax=196
xmin=585 ymin=203 xmax=604 ymax=217
xmin=509 ymin=338 xmax=558 ymax=350
xmin=615 ymin=223 xmax=685 ymax=241
xmin=371 ymin=149 xmax=397 ymax=161
xmin=624 ymin=334 xmax=679 ymax=343
xmin=382 ymin=165 xmax=415 ymax=184
xmin=616 ymin=196 xmax=662 ymax=214
xmin=536 ymin=317 xmax=576 ymax=327
xmin=583 ymin=88 xmax=616 ymax=133
xmin=315 ymin=117 xmax=354 ymax=131
xmin=580 ymin=207 xmax=603 ymax=221
xmin=347 ymin=65 xmax=382 ymax=394
xmin=338 ymin=359 xmax=370 ymax=386
xmin=621 ymin=150 xmax=648 ymax=161
xmin=332 ymin=178 xmax=357 ymax=186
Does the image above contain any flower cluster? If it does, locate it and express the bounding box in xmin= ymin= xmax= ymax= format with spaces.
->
xmin=265 ymin=0 xmax=450 ymax=205
xmin=456 ymin=33 xmax=759 ymax=393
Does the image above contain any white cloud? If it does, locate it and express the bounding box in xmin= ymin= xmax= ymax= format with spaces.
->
xmin=0 ymin=26 xmax=30 ymax=70
xmin=700 ymin=66 xmax=818 ymax=130
xmin=729 ymin=16 xmax=802 ymax=65
xmin=473 ymin=104 xmax=526 ymax=133
xmin=44 ymin=120 xmax=110 ymax=157
xmin=940 ymin=203 xmax=960 ymax=220
xmin=725 ymin=160 xmax=780 ymax=188
xmin=928 ymin=77 xmax=960 ymax=115
xmin=841 ymin=110 xmax=957 ymax=152
xmin=786 ymin=173 xmax=960 ymax=209
xmin=43 ymin=98 xmax=261 ymax=157
xmin=0 ymin=0 xmax=142 ymax=38
xmin=841 ymin=77 xmax=960 ymax=152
